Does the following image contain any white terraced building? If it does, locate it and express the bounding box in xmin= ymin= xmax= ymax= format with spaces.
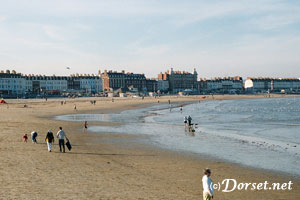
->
xmin=0 ymin=70 xmax=103 ymax=97
xmin=244 ymin=78 xmax=300 ymax=93
xmin=198 ymin=76 xmax=243 ymax=94
xmin=79 ymin=77 xmax=102 ymax=93
xmin=0 ymin=70 xmax=25 ymax=95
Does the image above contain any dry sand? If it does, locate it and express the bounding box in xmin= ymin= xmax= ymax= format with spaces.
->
xmin=0 ymin=95 xmax=299 ymax=200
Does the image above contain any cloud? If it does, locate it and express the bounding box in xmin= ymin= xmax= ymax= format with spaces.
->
xmin=0 ymin=0 xmax=300 ymax=78
xmin=42 ymin=25 xmax=65 ymax=41
xmin=0 ymin=16 xmax=6 ymax=23
xmin=249 ymin=14 xmax=300 ymax=30
xmin=71 ymin=23 xmax=92 ymax=31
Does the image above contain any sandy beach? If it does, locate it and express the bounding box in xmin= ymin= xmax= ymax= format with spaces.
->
xmin=0 ymin=95 xmax=299 ymax=200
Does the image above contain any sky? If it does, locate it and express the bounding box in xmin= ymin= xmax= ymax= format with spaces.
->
xmin=0 ymin=0 xmax=299 ymax=79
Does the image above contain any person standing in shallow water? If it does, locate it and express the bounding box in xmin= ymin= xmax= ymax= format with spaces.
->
xmin=83 ymin=121 xmax=88 ymax=132
xmin=184 ymin=116 xmax=188 ymax=126
xmin=56 ymin=127 xmax=67 ymax=153
xmin=187 ymin=115 xmax=192 ymax=126
xmin=45 ymin=130 xmax=54 ymax=152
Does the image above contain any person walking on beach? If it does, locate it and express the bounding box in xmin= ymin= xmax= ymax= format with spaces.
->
xmin=56 ymin=127 xmax=67 ymax=153
xmin=45 ymin=130 xmax=54 ymax=152
xmin=187 ymin=115 xmax=192 ymax=126
xmin=31 ymin=131 xmax=38 ymax=144
xmin=202 ymin=168 xmax=214 ymax=200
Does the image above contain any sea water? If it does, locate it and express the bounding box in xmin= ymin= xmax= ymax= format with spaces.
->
xmin=56 ymin=98 xmax=300 ymax=175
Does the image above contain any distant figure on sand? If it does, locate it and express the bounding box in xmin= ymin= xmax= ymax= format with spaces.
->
xmin=202 ymin=168 xmax=214 ymax=200
xmin=74 ymin=104 xmax=77 ymax=110
xmin=31 ymin=131 xmax=38 ymax=143
xmin=23 ymin=134 xmax=28 ymax=143
xmin=56 ymin=127 xmax=67 ymax=153
xmin=84 ymin=121 xmax=88 ymax=132
xmin=187 ymin=115 xmax=192 ymax=126
xmin=45 ymin=130 xmax=55 ymax=152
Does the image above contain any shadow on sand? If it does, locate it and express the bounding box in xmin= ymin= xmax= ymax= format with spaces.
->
xmin=54 ymin=151 xmax=156 ymax=157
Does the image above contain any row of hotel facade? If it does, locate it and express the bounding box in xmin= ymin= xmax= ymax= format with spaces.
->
xmin=1 ymin=69 xmax=300 ymax=97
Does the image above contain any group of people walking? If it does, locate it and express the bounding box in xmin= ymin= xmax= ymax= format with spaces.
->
xmin=23 ymin=127 xmax=70 ymax=153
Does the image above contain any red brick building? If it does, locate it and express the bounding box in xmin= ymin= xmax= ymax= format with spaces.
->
xmin=158 ymin=68 xmax=198 ymax=93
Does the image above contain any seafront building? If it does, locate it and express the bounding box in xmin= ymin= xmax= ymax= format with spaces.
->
xmin=244 ymin=77 xmax=300 ymax=93
xmin=198 ymin=76 xmax=243 ymax=94
xmin=158 ymin=68 xmax=198 ymax=93
xmin=146 ymin=78 xmax=158 ymax=92
xmin=100 ymin=70 xmax=148 ymax=92
xmin=0 ymin=70 xmax=102 ymax=97
xmin=157 ymin=80 xmax=169 ymax=93
xmin=0 ymin=70 xmax=25 ymax=96
xmin=2 ymin=68 xmax=300 ymax=97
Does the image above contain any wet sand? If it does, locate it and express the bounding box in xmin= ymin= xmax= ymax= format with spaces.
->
xmin=0 ymin=95 xmax=299 ymax=199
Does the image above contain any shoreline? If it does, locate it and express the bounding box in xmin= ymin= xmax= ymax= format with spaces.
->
xmin=1 ymin=95 xmax=299 ymax=199
xmin=61 ymin=99 xmax=300 ymax=180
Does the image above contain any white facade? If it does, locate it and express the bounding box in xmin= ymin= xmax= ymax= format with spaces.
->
xmin=245 ymin=78 xmax=300 ymax=93
xmin=0 ymin=77 xmax=25 ymax=95
xmin=1 ymin=70 xmax=103 ymax=96
xmin=80 ymin=78 xmax=102 ymax=93
xmin=204 ymin=79 xmax=243 ymax=93
xmin=43 ymin=79 xmax=68 ymax=91
xmin=24 ymin=79 xmax=33 ymax=92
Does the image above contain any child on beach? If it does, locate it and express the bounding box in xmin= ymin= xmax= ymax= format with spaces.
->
xmin=23 ymin=134 xmax=28 ymax=143
xmin=31 ymin=131 xmax=38 ymax=144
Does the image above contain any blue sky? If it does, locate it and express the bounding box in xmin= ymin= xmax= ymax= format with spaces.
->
xmin=0 ymin=0 xmax=299 ymax=79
